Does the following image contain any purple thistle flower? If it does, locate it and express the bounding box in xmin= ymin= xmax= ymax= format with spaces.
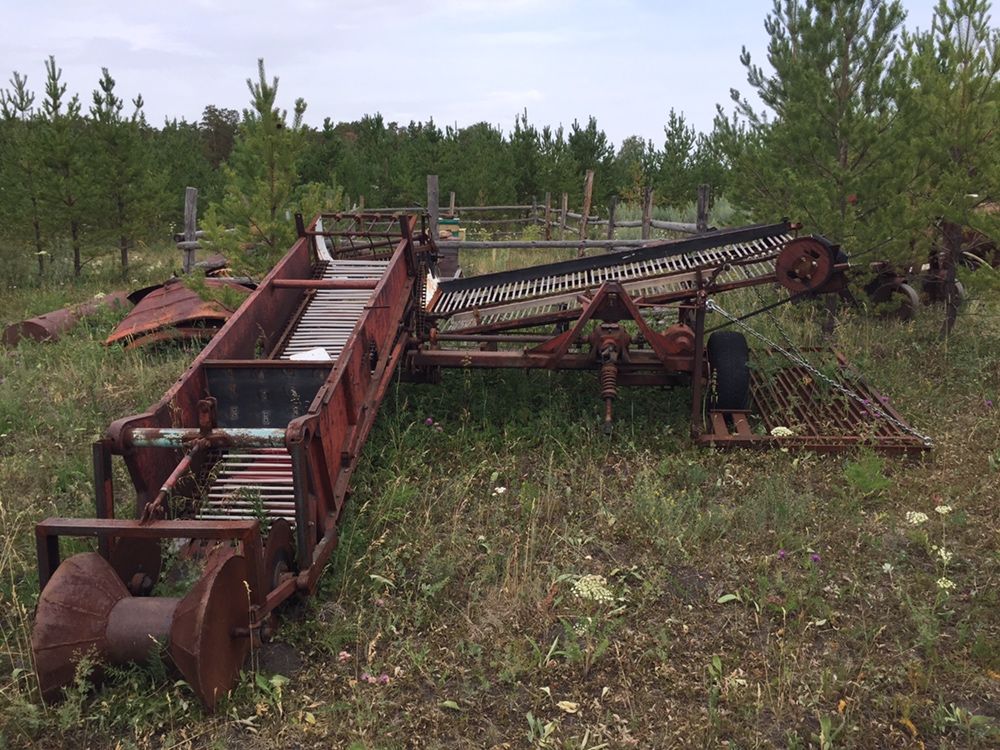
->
xmin=777 ymin=549 xmax=787 ymax=561
xmin=424 ymin=417 xmax=434 ymax=426
xmin=360 ymin=672 xmax=373 ymax=683
xmin=810 ymin=553 xmax=822 ymax=564
xmin=378 ymin=673 xmax=391 ymax=685
xmin=986 ymin=399 xmax=994 ymax=409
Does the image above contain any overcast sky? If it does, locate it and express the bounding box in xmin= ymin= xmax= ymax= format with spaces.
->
xmin=2 ymin=0 xmax=943 ymax=147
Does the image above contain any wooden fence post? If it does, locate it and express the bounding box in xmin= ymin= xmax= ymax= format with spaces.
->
xmin=641 ymin=186 xmax=653 ymax=240
xmin=560 ymin=193 xmax=569 ymax=239
xmin=359 ymin=195 xmax=365 ymax=210
xmin=606 ymin=195 xmax=618 ymax=240
xmin=579 ymin=170 xmax=594 ymax=254
xmin=697 ymin=184 xmax=710 ymax=233
xmin=427 ymin=175 xmax=439 ymax=239
xmin=182 ymin=186 xmax=198 ymax=273
xmin=448 ymin=191 xmax=456 ymax=217
xmin=544 ymin=192 xmax=552 ymax=240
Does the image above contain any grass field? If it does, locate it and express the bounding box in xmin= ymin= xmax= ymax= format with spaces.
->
xmin=0 ymin=238 xmax=998 ymax=749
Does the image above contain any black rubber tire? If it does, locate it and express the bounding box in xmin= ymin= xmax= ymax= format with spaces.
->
xmin=707 ymin=331 xmax=750 ymax=411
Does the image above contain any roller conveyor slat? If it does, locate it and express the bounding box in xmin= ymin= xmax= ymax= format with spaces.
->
xmin=431 ymin=230 xmax=794 ymax=331
xmin=278 ymin=259 xmax=389 ymax=359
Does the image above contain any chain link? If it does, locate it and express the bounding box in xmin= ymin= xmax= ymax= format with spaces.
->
xmin=706 ymin=298 xmax=934 ymax=447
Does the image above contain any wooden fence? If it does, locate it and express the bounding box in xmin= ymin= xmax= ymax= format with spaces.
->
xmin=362 ymin=174 xmax=713 ymax=251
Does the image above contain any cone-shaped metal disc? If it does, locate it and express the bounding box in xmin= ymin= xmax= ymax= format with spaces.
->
xmin=31 ymin=553 xmax=129 ymax=702
xmin=169 ymin=550 xmax=251 ymax=710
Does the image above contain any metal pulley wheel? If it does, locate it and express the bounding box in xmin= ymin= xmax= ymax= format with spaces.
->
xmin=775 ymin=237 xmax=837 ymax=293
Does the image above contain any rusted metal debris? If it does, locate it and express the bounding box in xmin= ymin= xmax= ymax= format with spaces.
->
xmin=698 ymin=349 xmax=928 ymax=456
xmin=105 ymin=278 xmax=253 ymax=349
xmin=29 ymin=213 xmax=930 ymax=711
xmin=3 ymin=292 xmax=132 ymax=347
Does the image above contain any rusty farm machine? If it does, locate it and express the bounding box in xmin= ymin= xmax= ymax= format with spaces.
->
xmin=30 ymin=213 xmax=931 ymax=709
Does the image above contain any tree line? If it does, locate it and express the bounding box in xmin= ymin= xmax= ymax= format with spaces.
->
xmin=1 ymin=0 xmax=997 ymax=298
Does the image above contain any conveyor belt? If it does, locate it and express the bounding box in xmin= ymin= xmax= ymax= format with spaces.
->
xmin=196 ymin=448 xmax=297 ymax=526
xmin=201 ymin=259 xmax=389 ymax=521
xmin=278 ymin=259 xmax=389 ymax=359
xmin=432 ymin=226 xmax=794 ymax=331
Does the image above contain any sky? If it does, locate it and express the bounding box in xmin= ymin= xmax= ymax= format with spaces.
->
xmin=1 ymin=0 xmax=944 ymax=147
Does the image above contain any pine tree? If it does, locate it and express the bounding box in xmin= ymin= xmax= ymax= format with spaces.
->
xmin=509 ymin=110 xmax=541 ymax=202
xmin=439 ymin=122 xmax=514 ymax=205
xmin=90 ymin=67 xmax=159 ymax=275
xmin=0 ymin=71 xmax=47 ymax=276
xmin=536 ymin=125 xmax=577 ymax=200
xmin=902 ymin=0 xmax=1000 ymax=333
xmin=568 ymin=116 xmax=615 ymax=201
xmin=154 ymin=117 xmax=218 ymax=221
xmin=611 ymin=135 xmax=660 ymax=203
xmin=720 ymin=0 xmax=910 ymax=254
xmin=658 ymin=109 xmax=697 ymax=207
xmin=39 ymin=56 xmax=91 ymax=277
xmin=207 ymin=59 xmax=308 ymax=269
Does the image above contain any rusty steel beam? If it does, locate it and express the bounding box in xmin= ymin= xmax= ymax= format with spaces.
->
xmin=270 ymin=279 xmax=380 ymax=290
xmin=411 ymin=347 xmax=693 ymax=373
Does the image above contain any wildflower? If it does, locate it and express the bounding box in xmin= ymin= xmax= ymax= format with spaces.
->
xmin=377 ymin=673 xmax=391 ymax=685
xmin=936 ymin=577 xmax=956 ymax=591
xmin=882 ymin=562 xmax=894 ymax=574
xmin=360 ymin=672 xmax=373 ymax=683
xmin=572 ymin=574 xmax=615 ymax=604
xmin=770 ymin=426 xmax=794 ymax=437
xmin=936 ymin=547 xmax=953 ymax=564
xmin=905 ymin=511 xmax=929 ymax=525
xmin=492 ymin=486 xmax=507 ymax=496
xmin=985 ymin=399 xmax=994 ymax=409
xmin=777 ymin=549 xmax=787 ymax=561
xmin=810 ymin=553 xmax=822 ymax=564
xmin=934 ymin=505 xmax=952 ymax=516
xmin=337 ymin=650 xmax=352 ymax=663
xmin=424 ymin=417 xmax=434 ymax=426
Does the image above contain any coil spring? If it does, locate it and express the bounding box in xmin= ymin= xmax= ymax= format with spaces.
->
xmin=600 ymin=361 xmax=618 ymax=400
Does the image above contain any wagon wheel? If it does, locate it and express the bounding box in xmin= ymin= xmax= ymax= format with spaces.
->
xmin=866 ymin=278 xmax=920 ymax=320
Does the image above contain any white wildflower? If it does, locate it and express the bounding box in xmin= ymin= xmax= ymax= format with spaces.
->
xmin=491 ymin=486 xmax=507 ymax=496
xmin=905 ymin=511 xmax=929 ymax=525
xmin=934 ymin=505 xmax=953 ymax=516
xmin=770 ymin=426 xmax=794 ymax=437
xmin=936 ymin=577 xmax=956 ymax=591
xmin=882 ymin=563 xmax=894 ymax=574
xmin=572 ymin=574 xmax=615 ymax=604
xmin=936 ymin=547 xmax=953 ymax=565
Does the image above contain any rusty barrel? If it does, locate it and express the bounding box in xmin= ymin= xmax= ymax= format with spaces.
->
xmin=3 ymin=291 xmax=131 ymax=347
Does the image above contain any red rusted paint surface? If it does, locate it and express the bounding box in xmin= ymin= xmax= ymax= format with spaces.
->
xmin=105 ymin=278 xmax=251 ymax=347
xmin=3 ymin=291 xmax=131 ymax=347
xmin=31 ymin=215 xmax=432 ymax=710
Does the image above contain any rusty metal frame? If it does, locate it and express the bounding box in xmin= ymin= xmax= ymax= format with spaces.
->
xmin=30 ymin=212 xmax=931 ymax=710
xmin=697 ymin=349 xmax=928 ymax=456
